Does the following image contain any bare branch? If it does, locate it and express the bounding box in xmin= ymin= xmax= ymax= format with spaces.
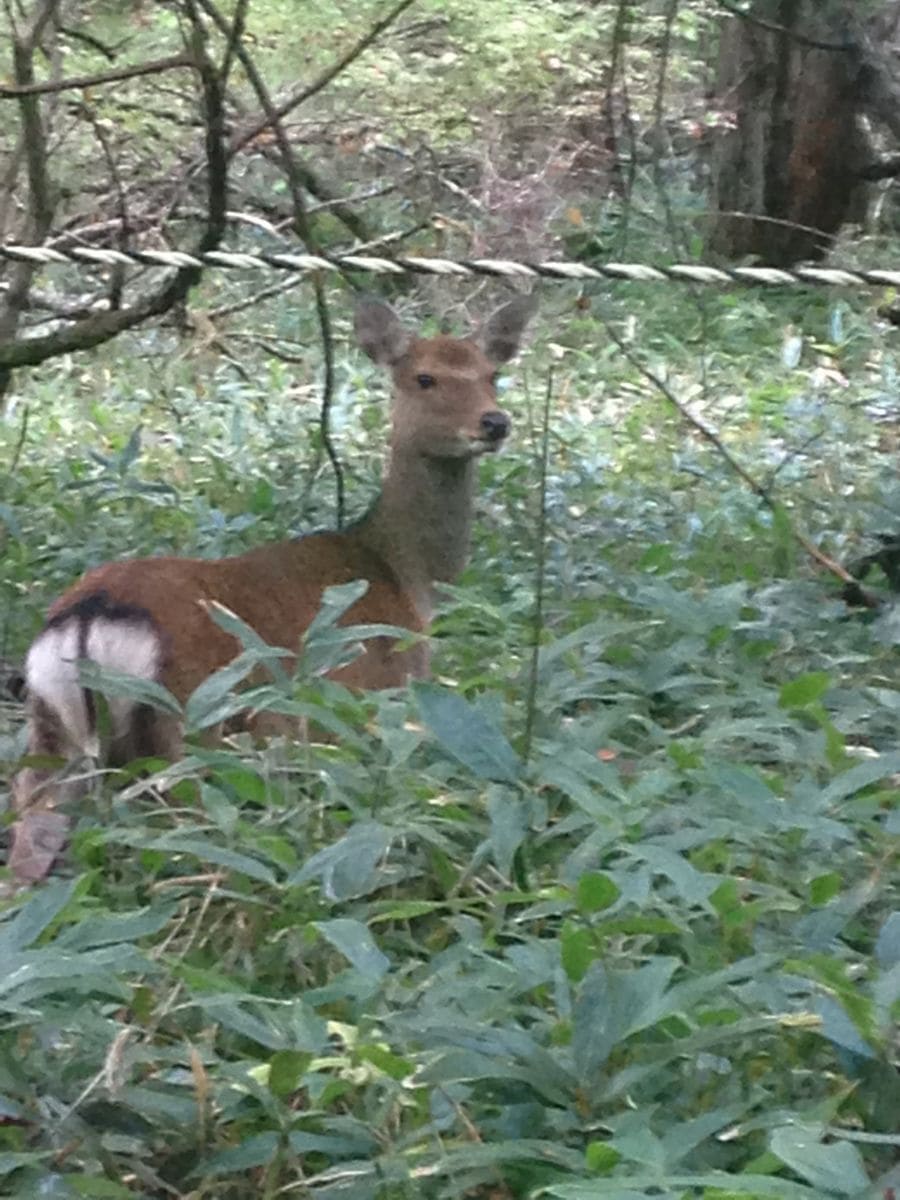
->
xmin=0 ymin=0 xmax=61 ymax=395
xmin=22 ymin=0 xmax=59 ymax=51
xmin=228 ymin=0 xmax=418 ymax=157
xmin=0 ymin=52 xmax=196 ymax=97
xmin=0 ymin=5 xmax=229 ymax=374
xmin=208 ymin=274 xmax=303 ymax=320
xmin=58 ymin=23 xmax=121 ymax=61
xmin=219 ymin=0 xmax=249 ymax=85
xmin=858 ymin=153 xmax=900 ymax=181
xmin=0 ymin=133 xmax=26 ymax=242
xmin=243 ymin=139 xmax=369 ymax=242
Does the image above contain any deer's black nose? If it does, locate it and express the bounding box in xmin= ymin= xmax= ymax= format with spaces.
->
xmin=481 ymin=410 xmax=510 ymax=442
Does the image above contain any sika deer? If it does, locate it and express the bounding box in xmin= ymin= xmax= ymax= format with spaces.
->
xmin=8 ymin=295 xmax=535 ymax=883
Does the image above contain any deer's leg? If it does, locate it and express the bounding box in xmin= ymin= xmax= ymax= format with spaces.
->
xmin=8 ymin=696 xmax=85 ymax=886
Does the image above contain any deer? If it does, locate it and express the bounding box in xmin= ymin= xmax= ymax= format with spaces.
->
xmin=7 ymin=294 xmax=535 ymax=884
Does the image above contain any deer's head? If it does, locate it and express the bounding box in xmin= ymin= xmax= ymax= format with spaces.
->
xmin=355 ymin=295 xmax=536 ymax=460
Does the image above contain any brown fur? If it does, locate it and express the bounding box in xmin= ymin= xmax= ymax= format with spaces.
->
xmin=51 ymin=534 xmax=428 ymax=703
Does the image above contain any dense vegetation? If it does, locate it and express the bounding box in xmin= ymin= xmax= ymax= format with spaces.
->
xmin=2 ymin=2 xmax=900 ymax=1198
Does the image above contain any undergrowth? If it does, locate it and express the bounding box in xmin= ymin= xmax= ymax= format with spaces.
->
xmin=0 ymin=3 xmax=899 ymax=1194
xmin=1 ymin=268 xmax=899 ymax=1200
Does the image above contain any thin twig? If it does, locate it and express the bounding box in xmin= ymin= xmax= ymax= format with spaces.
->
xmin=0 ymin=52 xmax=196 ymax=97
xmin=219 ymin=0 xmax=249 ymax=85
xmin=58 ymin=23 xmax=121 ymax=61
xmin=341 ymin=219 xmax=431 ymax=255
xmin=79 ymin=101 xmax=128 ymax=308
xmin=601 ymin=318 xmax=878 ymax=605
xmin=228 ymin=0 xmax=418 ymax=157
xmin=523 ymin=369 xmax=554 ymax=764
xmin=227 ymin=331 xmax=308 ymax=366
xmin=652 ymin=0 xmax=687 ymax=252
xmin=208 ymin=273 xmax=303 ymax=320
xmin=308 ymin=182 xmax=397 ymax=213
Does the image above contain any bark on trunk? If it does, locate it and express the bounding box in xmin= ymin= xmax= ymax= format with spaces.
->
xmin=709 ymin=0 xmax=869 ymax=265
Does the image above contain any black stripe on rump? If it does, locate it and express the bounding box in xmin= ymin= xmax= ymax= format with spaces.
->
xmin=44 ymin=590 xmax=169 ymax=743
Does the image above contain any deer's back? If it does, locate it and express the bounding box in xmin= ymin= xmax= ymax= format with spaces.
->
xmin=48 ymin=531 xmax=429 ymax=700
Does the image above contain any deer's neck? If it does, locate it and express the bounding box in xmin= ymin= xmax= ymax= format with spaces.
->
xmin=354 ymin=451 xmax=476 ymax=611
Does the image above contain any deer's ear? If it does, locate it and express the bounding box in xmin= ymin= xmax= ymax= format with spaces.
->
xmin=354 ymin=297 xmax=412 ymax=365
xmin=480 ymin=294 xmax=537 ymax=363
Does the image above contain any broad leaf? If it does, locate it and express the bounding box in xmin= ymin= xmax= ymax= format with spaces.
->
xmin=413 ymin=682 xmax=521 ymax=782
xmin=315 ymin=918 xmax=390 ymax=980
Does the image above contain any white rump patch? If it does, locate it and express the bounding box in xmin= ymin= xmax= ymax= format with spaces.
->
xmin=26 ymin=616 xmax=161 ymax=757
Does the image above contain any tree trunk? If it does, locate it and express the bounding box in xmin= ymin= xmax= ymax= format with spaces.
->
xmin=709 ymin=0 xmax=870 ymax=265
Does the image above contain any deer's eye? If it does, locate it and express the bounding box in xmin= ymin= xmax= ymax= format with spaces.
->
xmin=416 ymin=373 xmax=436 ymax=390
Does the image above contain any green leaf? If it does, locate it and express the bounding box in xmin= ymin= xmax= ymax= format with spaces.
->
xmin=413 ymin=682 xmax=521 ymax=782
xmin=134 ymin=834 xmax=276 ymax=884
xmin=561 ymin=923 xmax=593 ymax=983
xmin=786 ymin=955 xmax=876 ymax=1043
xmin=876 ymin=911 xmax=900 ymax=968
xmin=287 ymin=1129 xmax=376 ymax=1156
xmin=545 ymin=1173 xmax=821 ymax=1197
xmin=487 ymin=787 xmax=529 ymax=877
xmin=299 ymin=581 xmax=413 ymax=675
xmin=55 ymin=904 xmax=177 ymax=951
xmin=315 ymin=918 xmax=390 ymax=980
xmin=661 ymin=1105 xmax=748 ymax=1168
xmin=77 ymin=661 xmax=181 ymax=715
xmin=288 ymin=820 xmax=393 ymax=898
xmin=779 ymin=672 xmax=831 ymax=709
xmin=576 ymin=872 xmax=621 ymax=914
xmin=370 ymin=900 xmax=445 ymax=923
xmin=204 ymin=601 xmax=284 ymax=654
xmin=821 ymin=751 xmax=900 ymax=804
xmin=0 ymin=878 xmax=79 ymax=954
xmin=304 ymin=579 xmax=369 ymax=638
xmin=358 ymin=1043 xmax=412 ymax=1080
xmin=184 ymin=650 xmax=284 ymax=730
xmin=174 ymin=964 xmax=243 ymax=995
xmin=585 ymin=1141 xmax=621 ymax=1173
xmin=194 ymin=997 xmax=285 ymax=1050
xmin=770 ymin=1124 xmax=869 ymax=1195
xmin=268 ymin=1049 xmax=312 ymax=1098
xmin=573 ymin=958 xmax=680 ymax=1077
xmin=200 ymin=1132 xmax=279 ymax=1176
xmin=816 ymin=996 xmax=874 ymax=1060
xmin=809 ymin=873 xmax=841 ymax=906
xmin=117 ymin=423 xmax=143 ymax=472
xmin=0 ymin=502 xmax=23 ymax=540
xmin=0 ymin=1153 xmax=49 ymax=1178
